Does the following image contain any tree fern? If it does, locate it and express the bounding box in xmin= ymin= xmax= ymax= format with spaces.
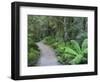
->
xmin=64 ymin=47 xmax=78 ymax=56
xmin=69 ymin=55 xmax=83 ymax=64
xmin=82 ymin=39 xmax=87 ymax=51
xmin=69 ymin=39 xmax=88 ymax=64
xmin=70 ymin=40 xmax=81 ymax=54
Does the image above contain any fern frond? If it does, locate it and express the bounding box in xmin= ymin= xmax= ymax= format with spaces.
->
xmin=70 ymin=40 xmax=81 ymax=54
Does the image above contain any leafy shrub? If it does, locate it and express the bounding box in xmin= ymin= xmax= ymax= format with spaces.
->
xmin=55 ymin=43 xmax=75 ymax=64
xmin=28 ymin=43 xmax=40 ymax=66
xmin=69 ymin=39 xmax=88 ymax=64
xmin=55 ymin=39 xmax=88 ymax=65
xmin=43 ymin=36 xmax=57 ymax=45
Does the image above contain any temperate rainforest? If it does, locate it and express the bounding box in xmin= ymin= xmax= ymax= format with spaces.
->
xmin=28 ymin=15 xmax=88 ymax=67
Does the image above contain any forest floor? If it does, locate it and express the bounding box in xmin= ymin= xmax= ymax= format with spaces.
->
xmin=36 ymin=41 xmax=60 ymax=66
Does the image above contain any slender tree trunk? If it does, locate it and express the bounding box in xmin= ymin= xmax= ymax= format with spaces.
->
xmin=63 ymin=17 xmax=67 ymax=45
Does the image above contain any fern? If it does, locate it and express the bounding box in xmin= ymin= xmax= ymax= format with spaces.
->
xmin=69 ymin=39 xmax=88 ymax=64
xmin=70 ymin=55 xmax=83 ymax=64
xmin=82 ymin=39 xmax=87 ymax=51
xmin=64 ymin=47 xmax=78 ymax=56
xmin=70 ymin=40 xmax=81 ymax=54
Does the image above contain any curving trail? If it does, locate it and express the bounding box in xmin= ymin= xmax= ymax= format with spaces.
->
xmin=36 ymin=42 xmax=60 ymax=66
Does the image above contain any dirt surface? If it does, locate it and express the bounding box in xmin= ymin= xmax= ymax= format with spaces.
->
xmin=36 ymin=42 xmax=60 ymax=66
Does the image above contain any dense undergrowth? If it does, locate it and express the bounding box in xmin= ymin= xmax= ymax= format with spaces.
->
xmin=28 ymin=15 xmax=88 ymax=66
xmin=28 ymin=38 xmax=40 ymax=66
xmin=43 ymin=36 xmax=88 ymax=65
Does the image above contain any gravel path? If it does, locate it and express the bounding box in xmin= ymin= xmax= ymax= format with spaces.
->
xmin=36 ymin=42 xmax=60 ymax=66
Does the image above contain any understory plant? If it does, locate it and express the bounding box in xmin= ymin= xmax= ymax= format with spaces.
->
xmin=28 ymin=42 xmax=40 ymax=66
xmin=56 ymin=39 xmax=88 ymax=65
xmin=43 ymin=36 xmax=57 ymax=45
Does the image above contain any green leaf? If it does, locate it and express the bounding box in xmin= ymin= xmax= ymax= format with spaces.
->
xmin=64 ymin=47 xmax=78 ymax=56
xmin=70 ymin=55 xmax=83 ymax=64
xmin=82 ymin=39 xmax=87 ymax=51
xmin=70 ymin=40 xmax=81 ymax=54
xmin=82 ymin=48 xmax=88 ymax=54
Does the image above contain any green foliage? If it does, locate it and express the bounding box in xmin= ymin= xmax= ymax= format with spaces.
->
xmin=28 ymin=43 xmax=40 ymax=66
xmin=28 ymin=15 xmax=88 ymax=66
xmin=82 ymin=39 xmax=88 ymax=51
xmin=28 ymin=15 xmax=87 ymax=43
xmin=43 ymin=36 xmax=57 ymax=45
xmin=70 ymin=40 xmax=81 ymax=54
xmin=55 ymin=39 xmax=88 ymax=65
